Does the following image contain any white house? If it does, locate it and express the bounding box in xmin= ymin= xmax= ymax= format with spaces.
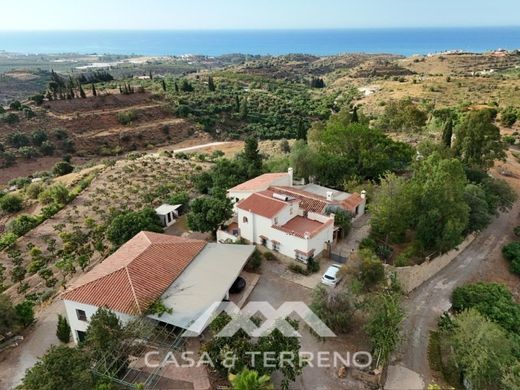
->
xmin=155 ymin=204 xmax=182 ymax=227
xmin=62 ymin=231 xmax=255 ymax=343
xmin=221 ymin=170 xmax=367 ymax=261
xmin=235 ymin=190 xmax=334 ymax=262
xmin=227 ymin=169 xmax=294 ymax=209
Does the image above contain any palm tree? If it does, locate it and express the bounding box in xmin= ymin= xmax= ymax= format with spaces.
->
xmin=229 ymin=368 xmax=274 ymax=390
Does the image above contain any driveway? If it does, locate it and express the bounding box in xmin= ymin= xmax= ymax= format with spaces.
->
xmin=0 ymin=299 xmax=64 ymax=389
xmin=385 ymin=201 xmax=520 ymax=389
xmin=248 ymin=261 xmax=361 ymax=390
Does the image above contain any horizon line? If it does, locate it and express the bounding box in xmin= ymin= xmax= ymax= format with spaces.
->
xmin=1 ymin=25 xmax=520 ymax=32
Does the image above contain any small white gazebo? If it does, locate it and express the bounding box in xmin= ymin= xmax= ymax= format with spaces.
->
xmin=155 ymin=204 xmax=182 ymax=227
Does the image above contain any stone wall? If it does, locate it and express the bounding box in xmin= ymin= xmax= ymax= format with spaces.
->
xmin=387 ymin=234 xmax=476 ymax=293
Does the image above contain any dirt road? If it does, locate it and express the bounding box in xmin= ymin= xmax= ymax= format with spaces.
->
xmin=0 ymin=300 xmax=64 ymax=390
xmin=385 ymin=200 xmax=520 ymax=389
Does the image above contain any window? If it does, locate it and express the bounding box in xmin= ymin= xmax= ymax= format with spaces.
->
xmin=242 ymin=216 xmax=248 ymax=223
xmin=274 ymin=217 xmax=279 ymax=225
xmin=167 ymin=213 xmax=172 ymax=223
xmin=76 ymin=309 xmax=87 ymax=322
xmin=77 ymin=330 xmax=87 ymax=343
xmin=295 ymin=252 xmax=308 ymax=263
xmin=272 ymin=242 xmax=280 ymax=252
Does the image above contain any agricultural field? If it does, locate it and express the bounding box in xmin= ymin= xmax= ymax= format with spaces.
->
xmin=0 ymin=152 xmax=207 ymax=303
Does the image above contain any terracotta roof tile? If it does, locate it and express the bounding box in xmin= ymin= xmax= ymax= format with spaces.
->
xmin=273 ymin=216 xmax=333 ymax=239
xmin=236 ymin=192 xmax=288 ymax=219
xmin=342 ymin=193 xmax=364 ymax=212
xmin=228 ymin=173 xmax=289 ymax=192
xmin=269 ymin=186 xmax=327 ymax=213
xmin=62 ymin=232 xmax=206 ymax=315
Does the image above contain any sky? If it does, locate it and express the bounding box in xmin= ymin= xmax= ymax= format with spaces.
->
xmin=0 ymin=0 xmax=519 ymax=30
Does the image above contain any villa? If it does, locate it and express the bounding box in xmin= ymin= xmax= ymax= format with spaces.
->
xmin=62 ymin=231 xmax=255 ymax=343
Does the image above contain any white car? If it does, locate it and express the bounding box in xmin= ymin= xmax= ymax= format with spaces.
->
xmin=321 ymin=264 xmax=342 ymax=287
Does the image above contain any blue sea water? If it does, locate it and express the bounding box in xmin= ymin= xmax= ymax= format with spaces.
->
xmin=0 ymin=28 xmax=519 ymax=56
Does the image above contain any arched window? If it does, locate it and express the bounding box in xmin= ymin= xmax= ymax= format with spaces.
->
xmin=243 ymin=216 xmax=248 ymax=223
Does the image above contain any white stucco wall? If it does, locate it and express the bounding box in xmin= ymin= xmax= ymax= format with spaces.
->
xmin=237 ymin=207 xmax=334 ymax=261
xmin=228 ymin=174 xmax=292 ymax=210
xmin=63 ymin=300 xmax=135 ymax=344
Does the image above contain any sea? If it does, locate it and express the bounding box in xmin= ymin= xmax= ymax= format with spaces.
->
xmin=0 ymin=28 xmax=519 ymax=56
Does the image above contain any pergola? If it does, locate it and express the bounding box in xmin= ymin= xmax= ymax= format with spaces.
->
xmin=92 ymin=316 xmax=188 ymax=389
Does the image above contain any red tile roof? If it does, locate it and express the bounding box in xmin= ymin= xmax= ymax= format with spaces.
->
xmin=236 ymin=191 xmax=289 ymax=219
xmin=342 ymin=193 xmax=364 ymax=212
xmin=269 ymin=186 xmax=328 ymax=213
xmin=273 ymin=215 xmax=334 ymax=239
xmin=62 ymin=232 xmax=206 ymax=315
xmin=229 ymin=173 xmax=289 ymax=192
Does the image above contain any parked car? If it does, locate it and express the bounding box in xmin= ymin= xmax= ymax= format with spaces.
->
xmin=320 ymin=264 xmax=342 ymax=287
xmin=229 ymin=276 xmax=246 ymax=294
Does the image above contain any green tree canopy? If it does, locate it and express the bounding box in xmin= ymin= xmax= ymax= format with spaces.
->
xmin=106 ymin=208 xmax=163 ymax=246
xmin=377 ymin=99 xmax=428 ymax=133
xmin=19 ymin=345 xmax=95 ymax=390
xmin=187 ymin=195 xmax=233 ymax=233
xmin=452 ymin=282 xmax=520 ymax=335
xmin=445 ymin=309 xmax=515 ymax=389
xmin=453 ymin=110 xmax=506 ymax=169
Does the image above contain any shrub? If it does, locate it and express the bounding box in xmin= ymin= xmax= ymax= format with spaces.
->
xmin=514 ymin=226 xmax=520 ymax=238
xmin=502 ymin=242 xmax=520 ymax=275
xmin=31 ymin=129 xmax=48 ymax=146
xmin=117 ymin=110 xmax=137 ymax=125
xmin=310 ymin=285 xmax=355 ymax=334
xmin=52 ymin=161 xmax=74 ymax=176
xmin=39 ymin=184 xmax=70 ymax=205
xmin=7 ymin=131 xmax=29 ymax=148
xmin=288 ymin=263 xmax=308 ymax=275
xmin=18 ymin=146 xmax=40 ymax=159
xmin=2 ymin=112 xmax=19 ymax=124
xmin=245 ymin=249 xmax=262 ymax=272
xmin=263 ymin=251 xmax=278 ymax=261
xmin=359 ymin=248 xmax=385 ymax=289
xmin=15 ymin=300 xmax=34 ymax=327
xmin=25 ymin=182 xmax=45 ymax=199
xmin=0 ymin=194 xmax=23 ymax=213
xmin=7 ymin=214 xmax=41 ymax=236
xmin=306 ymin=256 xmax=320 ymax=274
xmin=0 ymin=232 xmax=18 ymax=250
xmin=39 ymin=141 xmax=55 ymax=156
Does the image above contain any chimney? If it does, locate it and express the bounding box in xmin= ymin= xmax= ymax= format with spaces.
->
xmin=361 ymin=190 xmax=367 ymax=200
xmin=288 ymin=167 xmax=294 ymax=187
xmin=326 ymin=191 xmax=334 ymax=201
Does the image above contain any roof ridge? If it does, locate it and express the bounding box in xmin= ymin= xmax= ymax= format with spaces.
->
xmin=271 ymin=186 xmax=327 ymax=202
xmin=256 ymin=191 xmax=289 ymax=205
xmin=125 ymin=266 xmax=142 ymax=315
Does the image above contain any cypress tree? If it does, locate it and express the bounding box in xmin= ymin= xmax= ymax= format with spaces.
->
xmin=56 ymin=314 xmax=71 ymax=343
xmin=174 ymin=81 xmax=179 ymax=93
xmin=79 ymin=84 xmax=86 ymax=99
xmin=442 ymin=119 xmax=453 ymax=148
xmin=208 ymin=76 xmax=215 ymax=91
xmin=235 ymin=94 xmax=240 ymax=112
xmin=161 ymin=79 xmax=167 ymax=92
xmin=352 ymin=106 xmax=359 ymax=123
xmin=149 ymin=70 xmax=153 ymax=80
